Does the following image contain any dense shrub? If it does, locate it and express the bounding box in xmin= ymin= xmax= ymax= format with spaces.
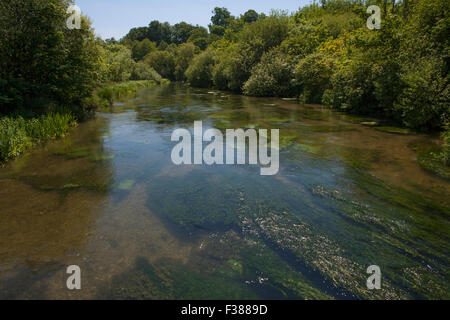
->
xmin=103 ymin=44 xmax=136 ymax=82
xmin=185 ymin=51 xmax=215 ymax=88
xmin=243 ymin=49 xmax=298 ymax=97
xmin=131 ymin=39 xmax=157 ymax=61
xmin=174 ymin=43 xmax=196 ymax=81
xmin=131 ymin=62 xmax=163 ymax=82
xmin=280 ymin=20 xmax=330 ymax=57
xmin=212 ymin=44 xmax=250 ymax=92
xmin=394 ymin=56 xmax=449 ymax=131
xmin=144 ymin=51 xmax=176 ymax=80
xmin=322 ymin=56 xmax=376 ymax=114
xmin=295 ymin=51 xmax=335 ymax=103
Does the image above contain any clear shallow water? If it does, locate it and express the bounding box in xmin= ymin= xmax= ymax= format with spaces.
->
xmin=0 ymin=84 xmax=449 ymax=300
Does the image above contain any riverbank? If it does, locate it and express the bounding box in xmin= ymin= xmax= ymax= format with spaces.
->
xmin=0 ymin=80 xmax=167 ymax=164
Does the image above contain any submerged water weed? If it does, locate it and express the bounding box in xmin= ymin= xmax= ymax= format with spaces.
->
xmin=374 ymin=126 xmax=413 ymax=135
xmin=102 ymin=256 xmax=259 ymax=300
xmin=418 ymin=149 xmax=450 ymax=180
xmin=409 ymin=134 xmax=450 ymax=180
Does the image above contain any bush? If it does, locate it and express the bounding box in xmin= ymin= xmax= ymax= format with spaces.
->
xmin=174 ymin=43 xmax=196 ymax=81
xmin=103 ymin=44 xmax=136 ymax=82
xmin=131 ymin=62 xmax=163 ymax=82
xmin=243 ymin=49 xmax=298 ymax=97
xmin=144 ymin=51 xmax=175 ymax=80
xmin=212 ymin=44 xmax=249 ymax=92
xmin=394 ymin=56 xmax=449 ymax=131
xmin=185 ymin=51 xmax=215 ymax=88
xmin=295 ymin=51 xmax=335 ymax=103
xmin=322 ymin=56 xmax=376 ymax=114
xmin=131 ymin=39 xmax=157 ymax=61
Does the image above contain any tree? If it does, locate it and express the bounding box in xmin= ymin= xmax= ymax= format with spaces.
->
xmin=242 ymin=10 xmax=259 ymax=23
xmin=174 ymin=43 xmax=196 ymax=81
xmin=0 ymin=0 xmax=102 ymax=113
xmin=123 ymin=27 xmax=150 ymax=42
xmin=103 ymin=44 xmax=136 ymax=82
xmin=243 ymin=49 xmax=298 ymax=97
xmin=144 ymin=51 xmax=175 ymax=79
xmin=173 ymin=22 xmax=196 ymax=44
xmin=131 ymin=62 xmax=162 ymax=82
xmin=131 ymin=39 xmax=157 ymax=61
xmin=211 ymin=7 xmax=232 ymax=27
xmin=185 ymin=50 xmax=215 ymax=87
xmin=148 ymin=20 xmax=162 ymax=42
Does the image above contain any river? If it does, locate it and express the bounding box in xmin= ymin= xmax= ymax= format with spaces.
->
xmin=0 ymin=84 xmax=448 ymax=299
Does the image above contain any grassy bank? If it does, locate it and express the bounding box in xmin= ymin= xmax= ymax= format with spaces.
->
xmin=0 ymin=112 xmax=77 ymax=162
xmin=95 ymin=80 xmax=170 ymax=107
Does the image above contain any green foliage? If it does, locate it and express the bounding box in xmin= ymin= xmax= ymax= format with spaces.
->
xmin=103 ymin=44 xmax=136 ymax=82
xmin=131 ymin=39 xmax=157 ymax=61
xmin=131 ymin=62 xmax=163 ymax=82
xmin=212 ymin=44 xmax=250 ymax=92
xmin=295 ymin=50 xmax=336 ymax=103
xmin=392 ymin=0 xmax=450 ymax=131
xmin=172 ymin=22 xmax=196 ymax=44
xmin=0 ymin=0 xmax=102 ymax=114
xmin=394 ymin=56 xmax=449 ymax=131
xmin=96 ymin=81 xmax=162 ymax=106
xmin=0 ymin=112 xmax=76 ymax=161
xmin=144 ymin=51 xmax=176 ymax=80
xmin=211 ymin=13 xmax=291 ymax=93
xmin=174 ymin=43 xmax=196 ymax=81
xmin=280 ymin=20 xmax=330 ymax=57
xmin=242 ymin=10 xmax=260 ymax=23
xmin=210 ymin=7 xmax=232 ymax=27
xmin=239 ymin=12 xmax=290 ymax=53
xmin=148 ymin=21 xmax=173 ymax=44
xmin=0 ymin=117 xmax=31 ymax=160
xmin=243 ymin=49 xmax=298 ymax=97
xmin=123 ymin=27 xmax=149 ymax=42
xmin=185 ymin=50 xmax=215 ymax=88
xmin=323 ymin=15 xmax=404 ymax=118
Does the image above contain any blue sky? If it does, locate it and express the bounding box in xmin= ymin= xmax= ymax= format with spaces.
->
xmin=76 ymin=0 xmax=311 ymax=40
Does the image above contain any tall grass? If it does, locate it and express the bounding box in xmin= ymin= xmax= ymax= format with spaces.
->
xmin=0 ymin=112 xmax=76 ymax=161
xmin=96 ymin=80 xmax=168 ymax=106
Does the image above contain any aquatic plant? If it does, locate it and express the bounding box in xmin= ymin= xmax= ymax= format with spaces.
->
xmin=0 ymin=112 xmax=76 ymax=162
xmin=96 ymin=80 xmax=168 ymax=106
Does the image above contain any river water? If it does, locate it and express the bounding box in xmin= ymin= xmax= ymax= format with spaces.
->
xmin=0 ymin=84 xmax=448 ymax=299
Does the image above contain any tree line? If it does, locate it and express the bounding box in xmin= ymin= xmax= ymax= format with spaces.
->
xmin=0 ymin=0 xmax=448 ymax=134
xmin=110 ymin=0 xmax=448 ymax=132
